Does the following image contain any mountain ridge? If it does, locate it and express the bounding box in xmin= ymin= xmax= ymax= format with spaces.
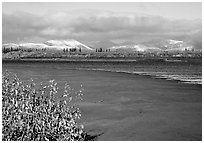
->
xmin=3 ymin=39 xmax=201 ymax=53
xmin=110 ymin=39 xmax=197 ymax=52
xmin=3 ymin=39 xmax=93 ymax=51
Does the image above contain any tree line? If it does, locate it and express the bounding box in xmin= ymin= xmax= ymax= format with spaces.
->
xmin=2 ymin=46 xmax=47 ymax=54
xmin=96 ymin=48 xmax=111 ymax=52
xmin=63 ymin=48 xmax=82 ymax=53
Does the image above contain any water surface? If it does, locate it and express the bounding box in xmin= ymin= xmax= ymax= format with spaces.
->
xmin=2 ymin=61 xmax=202 ymax=140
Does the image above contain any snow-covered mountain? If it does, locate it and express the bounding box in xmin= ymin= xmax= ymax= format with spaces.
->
xmin=3 ymin=39 xmax=93 ymax=51
xmin=111 ymin=39 xmax=196 ymax=53
xmin=3 ymin=43 xmax=19 ymax=49
xmin=168 ymin=40 xmax=183 ymax=45
xmin=44 ymin=39 xmax=93 ymax=50
xmin=19 ymin=43 xmax=47 ymax=49
xmin=111 ymin=44 xmax=161 ymax=52
xmin=141 ymin=39 xmax=194 ymax=52
xmin=3 ymin=39 xmax=198 ymax=53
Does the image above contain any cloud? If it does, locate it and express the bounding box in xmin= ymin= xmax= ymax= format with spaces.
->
xmin=2 ymin=10 xmax=202 ymax=44
xmin=2 ymin=12 xmax=49 ymax=43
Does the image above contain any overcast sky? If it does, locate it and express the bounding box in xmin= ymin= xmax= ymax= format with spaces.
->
xmin=2 ymin=2 xmax=202 ymax=45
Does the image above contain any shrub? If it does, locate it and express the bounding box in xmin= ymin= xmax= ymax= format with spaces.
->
xmin=2 ymin=71 xmax=85 ymax=141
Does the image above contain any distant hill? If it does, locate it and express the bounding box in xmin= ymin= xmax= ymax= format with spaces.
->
xmin=111 ymin=44 xmax=162 ymax=53
xmin=118 ymin=41 xmax=136 ymax=46
xmin=141 ymin=39 xmax=195 ymax=52
xmin=3 ymin=39 xmax=93 ymax=52
xmin=3 ymin=43 xmax=19 ymax=50
xmin=44 ymin=39 xmax=93 ymax=50
xmin=89 ymin=40 xmax=118 ymax=49
xmin=3 ymin=39 xmax=200 ymax=54
xmin=110 ymin=39 xmax=197 ymax=53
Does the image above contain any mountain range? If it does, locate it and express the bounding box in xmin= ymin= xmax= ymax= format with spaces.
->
xmin=111 ymin=39 xmax=196 ymax=53
xmin=3 ymin=39 xmax=93 ymax=51
xmin=2 ymin=39 xmax=200 ymax=53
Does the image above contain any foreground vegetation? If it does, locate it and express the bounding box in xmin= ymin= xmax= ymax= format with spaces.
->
xmin=2 ymin=71 xmax=87 ymax=141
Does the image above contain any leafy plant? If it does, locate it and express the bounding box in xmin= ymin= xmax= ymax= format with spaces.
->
xmin=2 ymin=71 xmax=86 ymax=141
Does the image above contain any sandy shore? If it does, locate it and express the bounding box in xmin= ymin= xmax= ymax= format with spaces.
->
xmin=3 ymin=63 xmax=202 ymax=141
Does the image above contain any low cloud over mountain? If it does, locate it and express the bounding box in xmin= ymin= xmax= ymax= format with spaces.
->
xmin=3 ymin=9 xmax=201 ymax=49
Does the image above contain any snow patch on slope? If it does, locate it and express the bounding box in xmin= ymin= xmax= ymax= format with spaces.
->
xmin=19 ymin=43 xmax=47 ymax=49
xmin=111 ymin=44 xmax=162 ymax=52
xmin=45 ymin=39 xmax=93 ymax=50
xmin=168 ymin=40 xmax=183 ymax=45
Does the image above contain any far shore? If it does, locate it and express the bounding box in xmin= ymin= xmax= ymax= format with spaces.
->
xmin=2 ymin=57 xmax=202 ymax=63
